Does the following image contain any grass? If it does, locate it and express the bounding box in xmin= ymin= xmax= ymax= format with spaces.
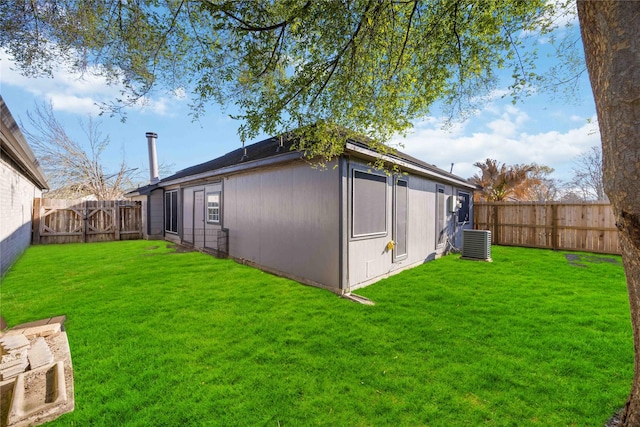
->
xmin=0 ymin=241 xmax=633 ymax=426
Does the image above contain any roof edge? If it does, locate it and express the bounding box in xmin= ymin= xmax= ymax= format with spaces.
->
xmin=0 ymin=96 xmax=49 ymax=190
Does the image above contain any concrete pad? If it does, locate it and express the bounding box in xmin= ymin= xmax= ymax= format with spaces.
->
xmin=0 ymin=360 xmax=29 ymax=381
xmin=6 ymin=361 xmax=67 ymax=426
xmin=1 ymin=330 xmax=24 ymax=337
xmin=27 ymin=338 xmax=54 ymax=371
xmin=23 ymin=324 xmax=61 ymax=339
xmin=0 ymin=335 xmax=30 ymax=352
xmin=11 ymin=315 xmax=66 ymax=332
xmin=0 ymin=317 xmax=74 ymax=427
xmin=9 ymin=319 xmax=50 ymax=330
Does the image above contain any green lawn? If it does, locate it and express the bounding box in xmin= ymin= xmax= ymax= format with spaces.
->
xmin=0 ymin=241 xmax=632 ymax=426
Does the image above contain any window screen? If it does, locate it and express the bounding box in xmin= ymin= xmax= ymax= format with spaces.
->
xmin=352 ymin=170 xmax=387 ymax=237
xmin=394 ymin=180 xmax=408 ymax=258
xmin=458 ymin=192 xmax=470 ymax=223
xmin=207 ymin=192 xmax=221 ymax=223
xmin=165 ymin=191 xmax=178 ymax=233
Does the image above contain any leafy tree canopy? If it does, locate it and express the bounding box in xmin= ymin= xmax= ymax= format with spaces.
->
xmin=0 ymin=0 xmax=575 ymax=162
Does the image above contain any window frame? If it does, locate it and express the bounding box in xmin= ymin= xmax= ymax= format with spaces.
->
xmin=393 ymin=178 xmax=408 ymax=261
xmin=164 ymin=190 xmax=179 ymax=234
xmin=457 ymin=191 xmax=471 ymax=223
xmin=435 ymin=185 xmax=446 ymax=247
xmin=351 ymin=169 xmax=388 ymax=239
xmin=206 ymin=191 xmax=221 ymax=224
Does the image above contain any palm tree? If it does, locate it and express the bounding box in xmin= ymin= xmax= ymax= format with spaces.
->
xmin=471 ymin=159 xmax=540 ymax=201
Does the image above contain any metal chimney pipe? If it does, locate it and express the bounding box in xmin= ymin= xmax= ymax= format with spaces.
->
xmin=146 ymin=132 xmax=160 ymax=185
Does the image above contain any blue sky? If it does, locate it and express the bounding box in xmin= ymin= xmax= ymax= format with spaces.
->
xmin=0 ymin=11 xmax=599 ymax=187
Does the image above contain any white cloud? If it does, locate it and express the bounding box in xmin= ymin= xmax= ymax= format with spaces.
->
xmin=394 ymin=104 xmax=599 ymax=182
xmin=0 ymin=49 xmax=181 ymax=116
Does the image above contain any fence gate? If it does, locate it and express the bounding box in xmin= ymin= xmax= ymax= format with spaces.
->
xmin=32 ymin=198 xmax=142 ymax=244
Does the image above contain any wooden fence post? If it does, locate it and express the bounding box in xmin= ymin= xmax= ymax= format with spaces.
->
xmin=32 ymin=197 xmax=42 ymax=244
xmin=83 ymin=201 xmax=88 ymax=243
xmin=492 ymin=204 xmax=499 ymax=245
xmin=114 ymin=201 xmax=121 ymax=241
xmin=551 ymin=204 xmax=559 ymax=250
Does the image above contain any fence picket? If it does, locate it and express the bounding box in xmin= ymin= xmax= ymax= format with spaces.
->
xmin=32 ymin=198 xmax=142 ymax=244
xmin=474 ymin=201 xmax=619 ymax=255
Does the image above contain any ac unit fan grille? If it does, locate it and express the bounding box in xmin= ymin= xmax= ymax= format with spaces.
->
xmin=462 ymin=230 xmax=492 ymax=261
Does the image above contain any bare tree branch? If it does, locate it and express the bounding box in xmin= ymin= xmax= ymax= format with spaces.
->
xmin=20 ymin=101 xmax=142 ymax=199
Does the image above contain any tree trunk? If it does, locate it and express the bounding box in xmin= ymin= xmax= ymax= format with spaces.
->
xmin=577 ymin=1 xmax=640 ymax=425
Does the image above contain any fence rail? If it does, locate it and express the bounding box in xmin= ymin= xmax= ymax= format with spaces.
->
xmin=32 ymin=198 xmax=142 ymax=244
xmin=474 ymin=202 xmax=620 ymax=254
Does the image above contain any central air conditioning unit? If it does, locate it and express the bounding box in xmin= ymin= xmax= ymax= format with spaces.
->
xmin=461 ymin=230 xmax=492 ymax=261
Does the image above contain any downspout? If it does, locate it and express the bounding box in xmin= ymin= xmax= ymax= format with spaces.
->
xmin=339 ymin=156 xmax=350 ymax=294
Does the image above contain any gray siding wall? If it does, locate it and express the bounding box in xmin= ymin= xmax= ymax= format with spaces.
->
xmin=182 ymin=181 xmax=223 ymax=250
xmin=347 ymin=160 xmax=466 ymax=290
xmin=148 ymin=189 xmax=165 ymax=239
xmin=0 ymin=158 xmax=42 ymax=276
xmin=224 ymin=160 xmax=341 ymax=289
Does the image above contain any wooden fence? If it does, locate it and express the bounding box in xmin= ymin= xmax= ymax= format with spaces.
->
xmin=32 ymin=198 xmax=142 ymax=244
xmin=474 ymin=202 xmax=620 ymax=254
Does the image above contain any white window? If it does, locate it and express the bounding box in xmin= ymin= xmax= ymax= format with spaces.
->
xmin=207 ymin=192 xmax=221 ymax=224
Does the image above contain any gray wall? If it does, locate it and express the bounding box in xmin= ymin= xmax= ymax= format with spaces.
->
xmin=147 ymin=189 xmax=165 ymax=239
xmin=346 ymin=159 xmax=468 ymax=290
xmin=182 ymin=181 xmax=223 ymax=250
xmin=224 ymin=160 xmax=341 ymax=289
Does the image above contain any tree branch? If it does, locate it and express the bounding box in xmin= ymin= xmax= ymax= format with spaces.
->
xmin=392 ymin=1 xmax=418 ymax=77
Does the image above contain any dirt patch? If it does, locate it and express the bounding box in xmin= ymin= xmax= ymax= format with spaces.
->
xmin=605 ymin=408 xmax=623 ymax=426
xmin=165 ymin=244 xmax=195 ymax=254
xmin=565 ymin=253 xmax=622 ymax=268
xmin=144 ymin=246 xmax=160 ymax=250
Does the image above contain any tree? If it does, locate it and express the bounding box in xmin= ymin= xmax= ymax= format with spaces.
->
xmin=2 ymin=0 xmax=640 ymax=423
xmin=567 ymin=145 xmax=607 ymax=201
xmin=470 ymin=159 xmax=540 ymax=202
xmin=21 ymin=101 xmax=140 ymax=200
xmin=578 ymin=3 xmax=640 ymax=424
xmin=520 ymin=164 xmax=561 ymax=202
xmin=0 ymin=0 xmax=561 ymax=158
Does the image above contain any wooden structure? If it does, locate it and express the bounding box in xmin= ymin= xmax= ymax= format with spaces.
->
xmin=32 ymin=199 xmax=142 ymax=244
xmin=474 ymin=202 xmax=619 ymax=254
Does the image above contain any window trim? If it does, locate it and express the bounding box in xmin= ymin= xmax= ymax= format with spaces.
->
xmin=351 ymin=169 xmax=388 ymax=239
xmin=435 ymin=185 xmax=446 ymax=247
xmin=393 ymin=178 xmax=408 ymax=261
xmin=457 ymin=191 xmax=471 ymax=224
xmin=165 ymin=190 xmax=179 ymax=234
xmin=206 ymin=191 xmax=221 ymax=224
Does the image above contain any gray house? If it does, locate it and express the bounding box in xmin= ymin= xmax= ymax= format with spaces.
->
xmin=0 ymin=95 xmax=49 ymax=276
xmin=128 ymin=133 xmax=475 ymax=293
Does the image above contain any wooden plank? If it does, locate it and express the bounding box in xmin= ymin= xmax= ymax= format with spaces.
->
xmin=115 ymin=202 xmax=121 ymax=241
xmin=31 ymin=198 xmax=142 ymax=245
xmin=474 ymin=201 xmax=620 ymax=255
xmin=32 ymin=198 xmax=42 ymax=244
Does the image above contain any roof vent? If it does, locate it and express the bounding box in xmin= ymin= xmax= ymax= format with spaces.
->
xmin=240 ymin=143 xmax=248 ymax=162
